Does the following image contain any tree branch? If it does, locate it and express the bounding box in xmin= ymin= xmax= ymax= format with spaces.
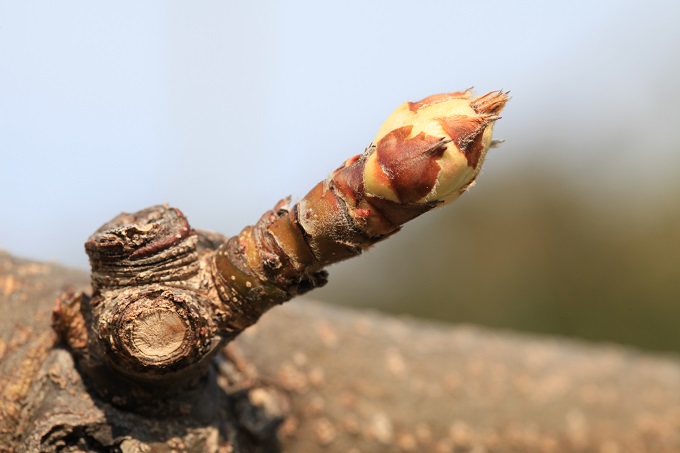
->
xmin=2 ymin=251 xmax=679 ymax=452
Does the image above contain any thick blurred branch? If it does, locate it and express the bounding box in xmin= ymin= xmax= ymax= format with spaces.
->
xmin=1 ymin=250 xmax=679 ymax=452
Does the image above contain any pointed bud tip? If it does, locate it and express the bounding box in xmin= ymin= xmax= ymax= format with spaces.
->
xmin=471 ymin=90 xmax=510 ymax=115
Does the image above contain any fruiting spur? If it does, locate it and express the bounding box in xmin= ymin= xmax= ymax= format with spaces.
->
xmin=53 ymin=89 xmax=509 ymax=405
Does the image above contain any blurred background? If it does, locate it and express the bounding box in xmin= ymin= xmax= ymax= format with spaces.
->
xmin=1 ymin=1 xmax=679 ymax=353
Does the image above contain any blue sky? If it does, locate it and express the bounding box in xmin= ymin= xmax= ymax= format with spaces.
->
xmin=1 ymin=1 xmax=679 ymax=267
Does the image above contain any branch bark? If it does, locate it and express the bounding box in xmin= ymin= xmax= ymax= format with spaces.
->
xmin=2 ymin=251 xmax=680 ymax=452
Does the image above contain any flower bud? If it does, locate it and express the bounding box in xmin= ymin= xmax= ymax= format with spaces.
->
xmin=363 ymin=90 xmax=508 ymax=205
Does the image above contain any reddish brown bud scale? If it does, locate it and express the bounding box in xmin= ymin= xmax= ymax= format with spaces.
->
xmin=363 ymin=195 xmax=436 ymax=227
xmin=437 ymin=114 xmax=497 ymax=169
xmin=373 ymin=126 xmax=449 ymax=203
xmin=266 ymin=208 xmax=318 ymax=274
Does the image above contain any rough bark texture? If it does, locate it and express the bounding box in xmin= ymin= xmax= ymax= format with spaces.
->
xmin=1 ymin=251 xmax=289 ymax=453
xmin=2 ymin=250 xmax=680 ymax=452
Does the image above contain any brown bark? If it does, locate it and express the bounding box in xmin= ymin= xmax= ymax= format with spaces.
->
xmin=1 ymin=251 xmax=288 ymax=452
xmin=2 ymin=251 xmax=680 ymax=452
